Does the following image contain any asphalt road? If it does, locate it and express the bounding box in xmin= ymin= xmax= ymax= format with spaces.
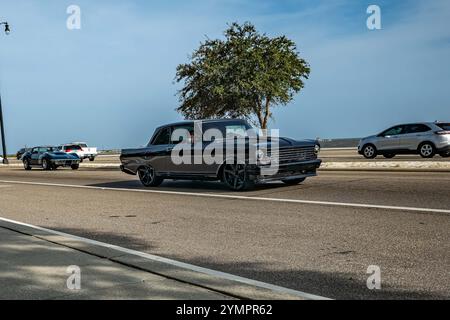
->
xmin=0 ymin=167 xmax=449 ymax=299
xmin=6 ymin=148 xmax=450 ymax=165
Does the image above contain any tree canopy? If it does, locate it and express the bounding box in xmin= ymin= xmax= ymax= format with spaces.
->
xmin=175 ymin=22 xmax=310 ymax=129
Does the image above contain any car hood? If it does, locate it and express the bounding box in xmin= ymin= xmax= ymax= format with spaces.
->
xmin=45 ymin=152 xmax=79 ymax=159
xmin=257 ymin=137 xmax=317 ymax=148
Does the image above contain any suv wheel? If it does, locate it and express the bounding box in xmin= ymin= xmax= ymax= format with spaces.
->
xmin=439 ymin=152 xmax=450 ymax=158
xmin=222 ymin=163 xmax=254 ymax=191
xmin=23 ymin=159 xmax=31 ymax=170
xmin=418 ymin=142 xmax=435 ymax=158
xmin=138 ymin=166 xmax=163 ymax=187
xmin=362 ymin=144 xmax=377 ymax=159
xmin=282 ymin=178 xmax=306 ymax=185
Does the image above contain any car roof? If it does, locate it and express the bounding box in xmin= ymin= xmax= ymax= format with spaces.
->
xmin=32 ymin=145 xmax=56 ymax=148
xmin=387 ymin=122 xmax=445 ymax=127
xmin=157 ymin=118 xmax=248 ymax=129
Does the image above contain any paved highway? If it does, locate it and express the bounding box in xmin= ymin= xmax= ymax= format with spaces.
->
xmin=0 ymin=167 xmax=449 ymax=299
xmin=7 ymin=148 xmax=450 ymax=165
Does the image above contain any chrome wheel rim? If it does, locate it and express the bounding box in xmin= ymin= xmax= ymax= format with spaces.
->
xmin=224 ymin=164 xmax=246 ymax=190
xmin=42 ymin=159 xmax=48 ymax=169
xmin=23 ymin=160 xmax=28 ymax=169
xmin=421 ymin=144 xmax=432 ymax=156
xmin=364 ymin=146 xmax=374 ymax=157
xmin=138 ymin=166 xmax=155 ymax=186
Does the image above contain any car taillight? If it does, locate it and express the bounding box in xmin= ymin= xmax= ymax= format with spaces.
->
xmin=66 ymin=149 xmax=72 ymax=152
xmin=435 ymin=130 xmax=450 ymax=135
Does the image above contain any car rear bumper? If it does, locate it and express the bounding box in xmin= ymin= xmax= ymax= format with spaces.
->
xmin=252 ymin=159 xmax=322 ymax=183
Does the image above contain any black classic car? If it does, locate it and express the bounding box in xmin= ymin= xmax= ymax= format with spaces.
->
xmin=22 ymin=146 xmax=80 ymax=170
xmin=120 ymin=119 xmax=322 ymax=191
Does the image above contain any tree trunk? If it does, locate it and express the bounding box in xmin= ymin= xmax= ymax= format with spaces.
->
xmin=261 ymin=97 xmax=270 ymax=129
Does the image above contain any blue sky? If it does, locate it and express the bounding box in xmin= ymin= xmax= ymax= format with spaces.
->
xmin=0 ymin=0 xmax=449 ymax=151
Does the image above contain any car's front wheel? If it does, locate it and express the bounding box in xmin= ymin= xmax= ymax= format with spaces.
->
xmin=71 ymin=164 xmax=79 ymax=170
xmin=89 ymin=157 xmax=95 ymax=161
xmin=418 ymin=142 xmax=435 ymax=158
xmin=222 ymin=163 xmax=254 ymax=191
xmin=42 ymin=158 xmax=51 ymax=170
xmin=138 ymin=165 xmax=163 ymax=187
xmin=23 ymin=159 xmax=31 ymax=170
xmin=282 ymin=178 xmax=306 ymax=185
xmin=362 ymin=144 xmax=377 ymax=159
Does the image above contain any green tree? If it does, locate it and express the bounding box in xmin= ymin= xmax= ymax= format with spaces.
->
xmin=175 ymin=22 xmax=310 ymax=129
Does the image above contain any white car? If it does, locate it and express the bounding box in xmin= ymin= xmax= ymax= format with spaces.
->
xmin=59 ymin=142 xmax=98 ymax=162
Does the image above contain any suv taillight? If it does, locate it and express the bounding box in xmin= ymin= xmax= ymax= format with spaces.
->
xmin=435 ymin=130 xmax=450 ymax=135
xmin=66 ymin=149 xmax=72 ymax=152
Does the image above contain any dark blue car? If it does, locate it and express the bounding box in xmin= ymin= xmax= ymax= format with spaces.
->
xmin=22 ymin=146 xmax=80 ymax=170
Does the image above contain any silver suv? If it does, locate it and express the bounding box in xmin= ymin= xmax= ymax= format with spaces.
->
xmin=358 ymin=122 xmax=450 ymax=159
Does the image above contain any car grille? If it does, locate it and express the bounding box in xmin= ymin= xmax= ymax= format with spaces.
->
xmin=272 ymin=146 xmax=317 ymax=164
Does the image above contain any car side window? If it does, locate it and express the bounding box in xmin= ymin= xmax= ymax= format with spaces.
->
xmin=171 ymin=125 xmax=194 ymax=144
xmin=152 ymin=127 xmax=171 ymax=145
xmin=383 ymin=125 xmax=405 ymax=136
xmin=405 ymin=124 xmax=431 ymax=134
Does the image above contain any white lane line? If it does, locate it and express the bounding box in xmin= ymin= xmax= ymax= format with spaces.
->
xmin=0 ymin=216 xmax=330 ymax=300
xmin=1 ymin=179 xmax=449 ymax=215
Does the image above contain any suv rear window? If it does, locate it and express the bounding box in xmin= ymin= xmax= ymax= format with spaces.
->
xmin=436 ymin=123 xmax=450 ymax=130
xmin=65 ymin=145 xmax=82 ymax=150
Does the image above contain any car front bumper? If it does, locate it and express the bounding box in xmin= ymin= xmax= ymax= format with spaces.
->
xmin=52 ymin=159 xmax=80 ymax=166
xmin=251 ymin=159 xmax=322 ymax=183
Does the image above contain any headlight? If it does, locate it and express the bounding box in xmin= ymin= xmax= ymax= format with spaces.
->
xmin=256 ymin=149 xmax=271 ymax=165
xmin=314 ymin=144 xmax=321 ymax=155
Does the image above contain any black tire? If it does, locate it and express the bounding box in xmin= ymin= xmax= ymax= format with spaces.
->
xmin=362 ymin=144 xmax=377 ymax=159
xmin=418 ymin=142 xmax=435 ymax=158
xmin=137 ymin=165 xmax=163 ymax=187
xmin=42 ymin=158 xmax=51 ymax=170
xmin=383 ymin=153 xmax=395 ymax=159
xmin=23 ymin=159 xmax=31 ymax=170
xmin=71 ymin=164 xmax=79 ymax=170
xmin=439 ymin=152 xmax=450 ymax=158
xmin=222 ymin=163 xmax=254 ymax=191
xmin=282 ymin=177 xmax=306 ymax=185
xmin=89 ymin=157 xmax=95 ymax=162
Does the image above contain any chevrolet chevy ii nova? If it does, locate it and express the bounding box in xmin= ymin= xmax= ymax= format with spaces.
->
xmin=120 ymin=119 xmax=321 ymax=191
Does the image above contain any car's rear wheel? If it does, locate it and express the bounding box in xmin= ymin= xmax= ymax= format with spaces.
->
xmin=282 ymin=178 xmax=306 ymax=185
xmin=89 ymin=157 xmax=95 ymax=161
xmin=383 ymin=153 xmax=395 ymax=159
xmin=138 ymin=165 xmax=163 ymax=187
xmin=42 ymin=159 xmax=51 ymax=170
xmin=362 ymin=144 xmax=377 ymax=159
xmin=71 ymin=164 xmax=79 ymax=170
xmin=222 ymin=163 xmax=254 ymax=191
xmin=23 ymin=159 xmax=31 ymax=170
xmin=418 ymin=142 xmax=435 ymax=158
